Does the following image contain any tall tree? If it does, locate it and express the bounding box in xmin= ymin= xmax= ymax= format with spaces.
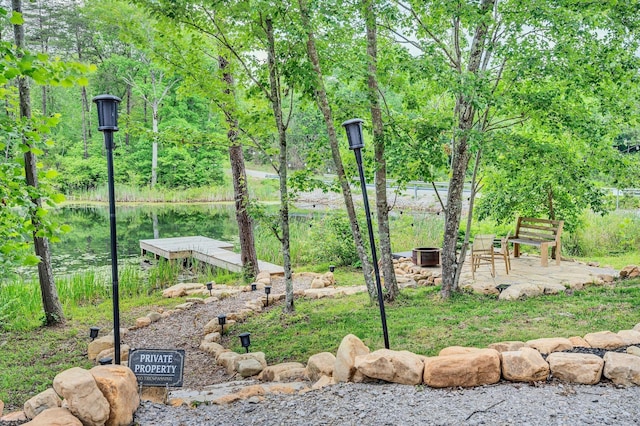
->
xmin=12 ymin=0 xmax=64 ymax=325
xmin=362 ymin=0 xmax=399 ymax=300
xmin=297 ymin=0 xmax=377 ymax=302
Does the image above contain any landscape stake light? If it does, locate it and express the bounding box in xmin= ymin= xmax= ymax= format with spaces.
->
xmin=342 ymin=118 xmax=390 ymax=350
xmin=206 ymin=281 xmax=213 ymax=296
xmin=93 ymin=94 xmax=123 ymax=364
xmin=329 ymin=265 xmax=335 ymax=273
xmin=251 ymin=283 xmax=257 ymax=291
xmin=218 ymin=314 xmax=227 ymax=335
xmin=264 ymin=285 xmax=271 ymax=306
xmin=239 ymin=332 xmax=251 ymax=353
xmin=89 ymin=326 xmax=100 ymax=341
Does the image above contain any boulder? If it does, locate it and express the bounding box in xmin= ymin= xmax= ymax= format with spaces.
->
xmin=1 ymin=411 xmax=27 ymax=422
xmin=311 ymin=278 xmax=325 ymax=289
xmin=439 ymin=346 xmax=482 ymax=356
xmin=88 ymin=335 xmax=114 ymax=361
xmin=234 ymin=352 xmax=267 ymax=370
xmin=236 ymin=359 xmax=264 ymax=377
xmin=627 ymin=346 xmax=640 ymax=357
xmin=499 ymin=283 xmax=545 ymax=300
xmin=146 ymin=312 xmax=162 ymax=322
xmin=546 ymin=352 xmax=604 ymax=385
xmin=306 ymin=352 xmax=336 ymax=382
xmin=617 ymin=330 xmax=640 ymax=345
xmin=217 ymin=352 xmax=240 ymax=374
xmin=53 ymin=367 xmax=110 ymax=426
xmin=568 ymin=336 xmax=591 ymax=347
xmin=23 ymin=388 xmax=61 ymax=420
xmin=500 ymin=347 xmax=549 ymax=382
xmin=90 ymin=365 xmax=140 ymax=426
xmin=584 ymin=331 xmax=627 ymax=349
xmin=202 ymin=332 xmax=221 ymax=343
xmin=619 ymin=265 xmax=639 ymax=279
xmin=488 ymin=341 xmax=525 ymax=353
xmin=603 ymin=352 xmax=640 ymax=386
xmin=0 ymin=399 xmax=3 ymax=416
xmin=258 ymin=362 xmax=306 ymax=382
xmin=256 ymin=271 xmax=271 ymax=284
xmin=635 ymin=323 xmax=640 ymax=332
xmin=174 ymin=302 xmax=194 ymax=310
xmin=162 ymin=283 xmax=203 ymax=298
xmin=322 ymin=271 xmax=335 ymax=286
xmin=23 ymin=407 xmax=82 ymax=426
xmin=542 ymin=283 xmax=568 ymax=295
xmin=312 ymin=375 xmax=334 ymax=390
xmin=95 ymin=344 xmax=130 ymax=365
xmin=134 ymin=317 xmax=152 ymax=328
xmin=276 ymin=368 xmax=308 ymax=382
xmin=423 ymin=349 xmax=501 ymax=388
xmin=525 ymin=338 xmax=573 ymax=355
xmin=199 ymin=342 xmax=228 ymax=359
xmin=355 ymin=349 xmax=424 ymax=385
xmin=334 ymin=334 xmax=370 ymax=383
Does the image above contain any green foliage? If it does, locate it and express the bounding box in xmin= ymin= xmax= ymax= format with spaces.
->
xmin=564 ymin=210 xmax=640 ymax=258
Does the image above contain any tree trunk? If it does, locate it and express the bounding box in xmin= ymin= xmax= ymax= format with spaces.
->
xmin=265 ymin=17 xmax=294 ymax=312
xmin=219 ymin=55 xmax=259 ymax=280
xmin=441 ymin=0 xmax=494 ymax=298
xmin=125 ymin=83 xmax=131 ymax=146
xmin=364 ymin=0 xmax=398 ymax=301
xmin=13 ymin=0 xmax=65 ymax=325
xmin=81 ymin=86 xmax=89 ymax=158
xmin=297 ymin=0 xmax=376 ymax=302
xmin=151 ymin=103 xmax=159 ymax=188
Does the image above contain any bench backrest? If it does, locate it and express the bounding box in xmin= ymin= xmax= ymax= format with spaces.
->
xmin=514 ymin=217 xmax=564 ymax=243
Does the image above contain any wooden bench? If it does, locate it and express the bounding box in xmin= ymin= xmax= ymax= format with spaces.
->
xmin=509 ymin=217 xmax=564 ymax=267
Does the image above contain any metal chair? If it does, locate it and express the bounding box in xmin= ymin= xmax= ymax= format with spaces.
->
xmin=471 ymin=234 xmax=495 ymax=278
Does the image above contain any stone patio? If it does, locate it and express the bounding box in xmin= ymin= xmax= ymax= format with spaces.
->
xmin=458 ymin=254 xmax=618 ymax=299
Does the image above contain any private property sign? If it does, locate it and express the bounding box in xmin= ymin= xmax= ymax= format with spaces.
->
xmin=129 ymin=349 xmax=185 ymax=387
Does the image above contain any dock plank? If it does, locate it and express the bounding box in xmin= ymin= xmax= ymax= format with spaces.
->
xmin=139 ymin=236 xmax=283 ymax=275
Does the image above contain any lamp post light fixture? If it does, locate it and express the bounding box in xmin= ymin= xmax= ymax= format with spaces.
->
xmin=217 ymin=314 xmax=227 ymax=335
xmin=206 ymin=281 xmax=213 ymax=296
xmin=93 ymin=94 xmax=123 ymax=364
xmin=342 ymin=118 xmax=390 ymax=350
xmin=239 ymin=332 xmax=251 ymax=353
xmin=264 ymin=285 xmax=271 ymax=306
xmin=89 ymin=326 xmax=100 ymax=341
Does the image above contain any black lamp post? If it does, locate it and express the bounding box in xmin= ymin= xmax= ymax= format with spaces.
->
xmin=89 ymin=326 xmax=100 ymax=341
xmin=217 ymin=314 xmax=227 ymax=335
xmin=239 ymin=332 xmax=251 ymax=353
xmin=264 ymin=285 xmax=271 ymax=306
xmin=93 ymin=94 xmax=122 ymax=364
xmin=206 ymin=281 xmax=213 ymax=296
xmin=342 ymin=118 xmax=390 ymax=349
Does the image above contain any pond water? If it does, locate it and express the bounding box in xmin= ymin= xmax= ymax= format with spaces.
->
xmin=15 ymin=203 xmax=240 ymax=279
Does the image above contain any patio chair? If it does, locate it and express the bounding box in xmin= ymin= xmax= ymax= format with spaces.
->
xmin=471 ymin=234 xmax=495 ymax=279
xmin=494 ymin=231 xmax=511 ymax=275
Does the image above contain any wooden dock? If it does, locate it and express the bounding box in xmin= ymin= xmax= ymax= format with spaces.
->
xmin=140 ymin=236 xmax=284 ymax=275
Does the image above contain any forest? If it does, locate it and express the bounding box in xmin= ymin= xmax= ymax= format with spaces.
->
xmin=1 ymin=1 xmax=639 ymax=302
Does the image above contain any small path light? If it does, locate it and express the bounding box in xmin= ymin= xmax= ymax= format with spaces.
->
xmin=206 ymin=281 xmax=213 ymax=296
xmin=239 ymin=332 xmax=251 ymax=353
xmin=251 ymin=283 xmax=257 ymax=291
xmin=264 ymin=285 xmax=271 ymax=306
xmin=495 ymin=284 xmax=511 ymax=294
xmin=342 ymin=118 xmax=390 ymax=350
xmin=217 ymin=314 xmax=227 ymax=335
xmin=89 ymin=326 xmax=100 ymax=341
xmin=93 ymin=94 xmax=122 ymax=364
xmin=329 ymin=265 xmax=335 ymax=273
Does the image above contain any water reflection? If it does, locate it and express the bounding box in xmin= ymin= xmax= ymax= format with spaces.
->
xmin=19 ymin=203 xmax=239 ymax=278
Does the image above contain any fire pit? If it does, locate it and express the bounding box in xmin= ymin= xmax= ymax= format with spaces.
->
xmin=412 ymin=247 xmax=441 ymax=267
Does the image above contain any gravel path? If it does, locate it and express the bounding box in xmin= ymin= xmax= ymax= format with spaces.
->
xmin=134 ymin=381 xmax=640 ymax=425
